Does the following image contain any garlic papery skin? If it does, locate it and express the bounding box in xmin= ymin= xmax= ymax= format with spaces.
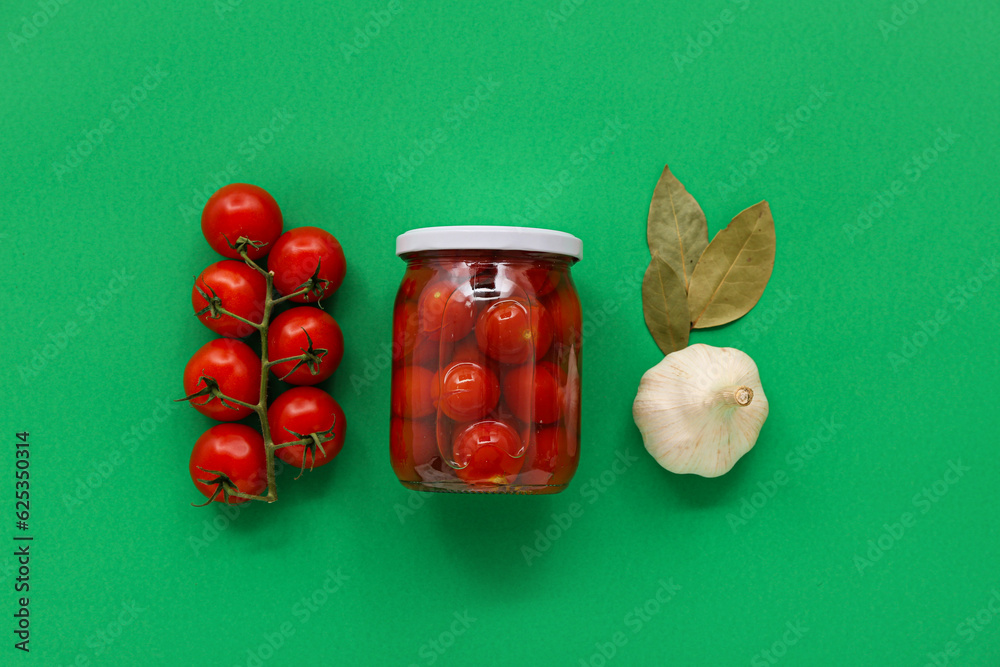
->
xmin=632 ymin=344 xmax=769 ymax=477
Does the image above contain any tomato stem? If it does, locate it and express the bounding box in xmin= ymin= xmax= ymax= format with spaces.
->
xmin=213 ymin=487 xmax=263 ymax=502
xmin=272 ymin=440 xmax=306 ymax=450
xmin=265 ymin=354 xmax=310 ymax=368
xmin=228 ymin=249 xmax=282 ymax=503
xmin=271 ymin=286 xmax=312 ymax=305
xmin=205 ymin=393 xmax=258 ymax=411
xmin=212 ymin=305 xmax=264 ymax=332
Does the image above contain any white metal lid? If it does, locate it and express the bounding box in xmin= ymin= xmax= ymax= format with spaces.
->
xmin=396 ymin=225 xmax=582 ymax=260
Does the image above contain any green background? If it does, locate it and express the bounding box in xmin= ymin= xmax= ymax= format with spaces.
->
xmin=2 ymin=0 xmax=998 ymax=664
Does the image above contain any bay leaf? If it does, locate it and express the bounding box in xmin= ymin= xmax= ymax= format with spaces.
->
xmin=687 ymin=201 xmax=776 ymax=329
xmin=642 ymin=255 xmax=691 ymax=355
xmin=647 ymin=165 xmax=709 ymax=288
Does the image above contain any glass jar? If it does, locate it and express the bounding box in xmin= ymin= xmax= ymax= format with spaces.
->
xmin=389 ymin=226 xmax=583 ymax=494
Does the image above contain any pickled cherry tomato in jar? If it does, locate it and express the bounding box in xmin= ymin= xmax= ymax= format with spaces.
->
xmin=389 ymin=226 xmax=582 ymax=494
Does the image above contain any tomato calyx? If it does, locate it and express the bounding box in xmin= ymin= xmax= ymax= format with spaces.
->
xmin=192 ymin=279 xmax=265 ymax=331
xmin=190 ymin=466 xmax=244 ymax=506
xmin=274 ymin=423 xmax=339 ymax=478
xmin=223 ymin=233 xmax=269 ymax=258
xmin=292 ymin=261 xmax=330 ymax=307
xmin=176 ymin=374 xmax=257 ymax=412
xmin=270 ymin=328 xmax=328 ymax=381
xmin=193 ymin=281 xmax=225 ymax=320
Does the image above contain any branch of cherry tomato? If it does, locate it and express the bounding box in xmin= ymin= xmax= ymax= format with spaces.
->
xmin=180 ymin=184 xmax=348 ymax=506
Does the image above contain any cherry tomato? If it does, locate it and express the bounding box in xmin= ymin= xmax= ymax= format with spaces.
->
xmin=398 ymin=265 xmax=435 ymax=302
xmin=189 ymin=424 xmax=266 ymax=504
xmin=410 ymin=338 xmax=441 ymax=367
xmin=267 ymin=387 xmax=346 ymax=469
xmin=202 ymin=184 xmax=283 ymax=260
xmin=516 ymin=263 xmax=561 ymax=297
xmin=269 ymin=226 xmax=346 ymax=303
xmin=390 ymin=417 xmax=414 ymax=478
xmin=542 ymin=281 xmax=582 ymax=346
xmin=392 ymin=300 xmax=439 ymax=367
xmin=525 ymin=424 xmax=562 ymax=473
xmin=431 ymin=361 xmax=500 ymax=422
xmin=417 ymin=279 xmax=476 ymax=342
xmin=191 ymin=260 xmax=267 ymax=338
xmin=390 ymin=365 xmax=436 ymax=418
xmin=502 ymin=361 xmax=563 ymax=424
xmin=476 ymin=298 xmax=553 ymax=365
xmin=452 ymin=420 xmax=525 ymax=486
xmin=551 ymin=457 xmax=579 ymax=486
xmin=448 ymin=336 xmax=484 ymax=365
xmin=390 ymin=417 xmax=440 ymax=479
xmin=412 ymin=422 xmax=444 ymax=471
xmin=182 ymin=339 xmax=261 ymax=421
xmin=268 ymin=307 xmax=344 ymax=385
xmin=520 ymin=425 xmax=578 ymax=486
xmin=531 ymin=268 xmax=561 ymax=296
xmin=563 ymin=361 xmax=582 ymax=452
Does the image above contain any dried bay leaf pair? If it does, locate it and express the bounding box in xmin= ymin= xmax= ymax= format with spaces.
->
xmin=641 ymin=166 xmax=776 ymax=355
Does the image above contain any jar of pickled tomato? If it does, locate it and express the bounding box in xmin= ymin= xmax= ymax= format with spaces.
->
xmin=390 ymin=226 xmax=583 ymax=494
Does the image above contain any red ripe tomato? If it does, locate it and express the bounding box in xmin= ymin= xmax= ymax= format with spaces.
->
xmin=191 ymin=260 xmax=268 ymax=338
xmin=476 ymin=298 xmax=553 ymax=365
xmin=268 ymin=226 xmax=347 ymax=303
xmin=452 ymin=420 xmax=525 ymax=485
xmin=267 ymin=387 xmax=346 ymax=469
xmin=563 ymin=362 xmax=581 ymax=448
xmin=542 ymin=282 xmax=582 ymax=346
xmin=520 ymin=425 xmax=577 ymax=486
xmin=392 ymin=300 xmax=418 ymax=362
xmin=392 ymin=300 xmax=439 ymax=367
xmin=417 ymin=280 xmax=476 ymax=342
xmin=390 ymin=417 xmax=414 ymax=478
xmin=202 ymin=184 xmax=283 ymax=260
xmin=410 ymin=337 xmax=440 ymax=367
xmin=399 ymin=266 xmax=435 ymax=302
xmin=390 ymin=417 xmax=440 ymax=478
xmin=431 ymin=361 xmax=500 ymax=422
xmin=182 ymin=339 xmax=261 ymax=421
xmin=268 ymin=307 xmax=344 ymax=385
xmin=448 ymin=336 xmax=484 ymax=365
xmin=390 ymin=365 xmax=436 ymax=418
xmin=524 ymin=424 xmax=562 ymax=473
xmin=411 ymin=421 xmax=444 ymax=471
xmin=551 ymin=433 xmax=579 ymax=486
xmin=189 ymin=423 xmax=266 ymax=504
xmin=502 ymin=361 xmax=563 ymax=424
xmin=517 ymin=264 xmax=561 ymax=297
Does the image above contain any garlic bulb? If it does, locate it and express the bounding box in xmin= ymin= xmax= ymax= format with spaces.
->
xmin=632 ymin=344 xmax=768 ymax=477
